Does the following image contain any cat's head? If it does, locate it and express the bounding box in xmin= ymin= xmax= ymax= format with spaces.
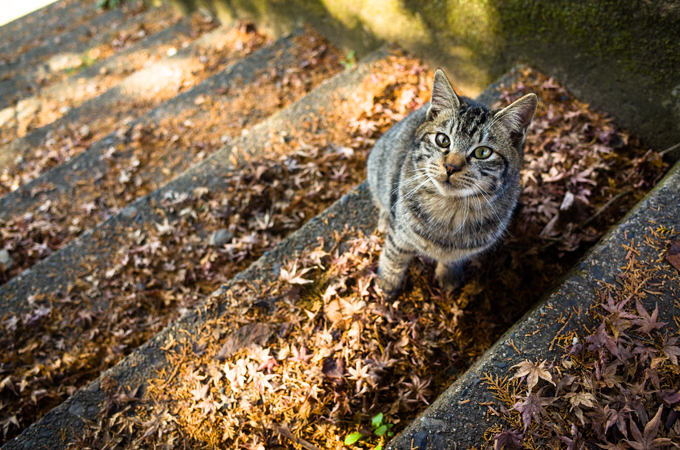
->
xmin=414 ymin=69 xmax=537 ymax=200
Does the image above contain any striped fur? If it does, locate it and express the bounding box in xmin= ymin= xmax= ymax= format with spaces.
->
xmin=367 ymin=69 xmax=537 ymax=296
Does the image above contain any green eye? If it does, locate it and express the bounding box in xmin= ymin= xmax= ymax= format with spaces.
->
xmin=435 ymin=133 xmax=450 ymax=148
xmin=474 ymin=146 xmax=493 ymax=159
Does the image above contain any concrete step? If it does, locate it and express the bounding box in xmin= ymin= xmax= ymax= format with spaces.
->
xmin=386 ymin=159 xmax=680 ymax=449
xmin=0 ymin=21 xmax=270 ymax=194
xmin=1 ymin=63 xmax=670 ymax=449
xmin=0 ymin=46 xmax=433 ymax=446
xmin=0 ymin=27 xmax=342 ymax=288
xmin=0 ymin=11 xmax=216 ymax=142
xmin=0 ymin=0 xmax=95 ymax=64
xmin=0 ymin=2 xmax=179 ymax=110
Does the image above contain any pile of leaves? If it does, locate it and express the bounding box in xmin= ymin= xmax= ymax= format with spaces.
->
xmin=68 ymin=232 xmax=479 ymax=449
xmin=65 ymin=71 xmax=673 ymax=449
xmin=0 ymin=53 xmax=428 ymax=443
xmin=509 ymin=71 xmax=667 ymax=254
xmin=483 ymin=226 xmax=680 ymax=449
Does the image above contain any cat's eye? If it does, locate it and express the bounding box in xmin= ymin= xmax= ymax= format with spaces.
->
xmin=435 ymin=133 xmax=450 ymax=148
xmin=474 ymin=146 xmax=493 ymax=159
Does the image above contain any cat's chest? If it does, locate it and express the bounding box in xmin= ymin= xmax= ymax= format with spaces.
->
xmin=398 ymin=195 xmax=497 ymax=257
xmin=414 ymin=196 xmax=467 ymax=228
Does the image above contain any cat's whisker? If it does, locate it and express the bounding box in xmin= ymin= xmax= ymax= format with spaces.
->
xmin=474 ymin=185 xmax=504 ymax=226
xmin=390 ymin=175 xmax=432 ymax=217
xmin=393 ymin=170 xmax=429 ymax=195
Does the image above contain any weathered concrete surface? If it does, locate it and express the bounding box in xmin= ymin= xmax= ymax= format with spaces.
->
xmin=0 ymin=28 xmax=306 ymax=223
xmin=166 ymin=0 xmax=680 ymax=159
xmin=386 ymin=159 xmax=680 ymax=449
xmin=1 ymin=60 xmax=511 ymax=449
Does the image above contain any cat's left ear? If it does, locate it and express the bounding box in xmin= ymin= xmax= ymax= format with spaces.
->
xmin=494 ymin=93 xmax=538 ymax=148
xmin=427 ymin=69 xmax=462 ymax=121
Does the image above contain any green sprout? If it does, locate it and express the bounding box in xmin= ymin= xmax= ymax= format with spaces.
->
xmin=341 ymin=50 xmax=356 ymax=70
xmin=344 ymin=412 xmax=395 ymax=449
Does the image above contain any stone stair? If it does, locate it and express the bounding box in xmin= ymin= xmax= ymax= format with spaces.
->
xmin=0 ymin=0 xmax=169 ymax=110
xmin=0 ymin=20 xmax=272 ymax=194
xmin=0 ymin=26 xmax=340 ymax=282
xmin=0 ymin=6 xmax=209 ymax=138
xmin=1 ymin=2 xmax=678 ymax=449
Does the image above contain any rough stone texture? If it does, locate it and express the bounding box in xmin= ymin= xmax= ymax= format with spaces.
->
xmin=0 ymin=28 xmax=305 ymax=223
xmin=386 ymin=159 xmax=680 ymax=449
xmin=167 ymin=0 xmax=680 ymax=159
xmin=0 ymin=60 xmax=510 ymax=449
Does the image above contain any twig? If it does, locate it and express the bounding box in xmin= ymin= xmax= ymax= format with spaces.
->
xmin=656 ymin=142 xmax=680 ymax=157
xmin=508 ymin=339 xmax=522 ymax=355
xmin=276 ymin=425 xmax=322 ymax=450
xmin=160 ymin=353 xmax=186 ymax=389
xmin=549 ymin=313 xmax=572 ymax=351
xmin=581 ymin=189 xmax=633 ymax=227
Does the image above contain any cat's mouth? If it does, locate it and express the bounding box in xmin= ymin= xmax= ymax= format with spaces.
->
xmin=431 ymin=172 xmax=479 ymax=198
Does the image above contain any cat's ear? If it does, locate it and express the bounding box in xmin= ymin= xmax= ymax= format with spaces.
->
xmin=427 ymin=69 xmax=461 ymax=121
xmin=494 ymin=93 xmax=538 ymax=147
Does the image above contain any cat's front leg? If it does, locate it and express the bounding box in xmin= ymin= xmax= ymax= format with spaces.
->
xmin=377 ymin=229 xmax=414 ymax=298
xmin=435 ymin=259 xmax=467 ymax=293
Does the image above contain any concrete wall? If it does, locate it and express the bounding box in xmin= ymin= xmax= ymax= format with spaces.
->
xmin=168 ymin=0 xmax=680 ymax=157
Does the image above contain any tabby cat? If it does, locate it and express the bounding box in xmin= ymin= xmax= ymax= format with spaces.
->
xmin=367 ymin=69 xmax=537 ymax=296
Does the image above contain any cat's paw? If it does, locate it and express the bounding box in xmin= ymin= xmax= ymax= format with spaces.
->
xmin=436 ymin=274 xmax=463 ymax=294
xmin=435 ymin=261 xmax=465 ymax=294
xmin=377 ymin=275 xmax=401 ymax=299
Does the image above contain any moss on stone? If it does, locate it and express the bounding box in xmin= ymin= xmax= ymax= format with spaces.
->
xmin=492 ymin=0 xmax=680 ymax=84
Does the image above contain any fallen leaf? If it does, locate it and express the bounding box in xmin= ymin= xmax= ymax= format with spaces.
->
xmin=214 ymin=323 xmax=272 ymax=361
xmin=666 ymin=240 xmax=680 ymax=270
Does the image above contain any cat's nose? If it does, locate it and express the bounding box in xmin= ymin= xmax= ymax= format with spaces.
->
xmin=444 ymin=163 xmax=462 ymax=175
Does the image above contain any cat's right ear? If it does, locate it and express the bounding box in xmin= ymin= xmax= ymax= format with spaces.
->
xmin=427 ymin=69 xmax=461 ymax=121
